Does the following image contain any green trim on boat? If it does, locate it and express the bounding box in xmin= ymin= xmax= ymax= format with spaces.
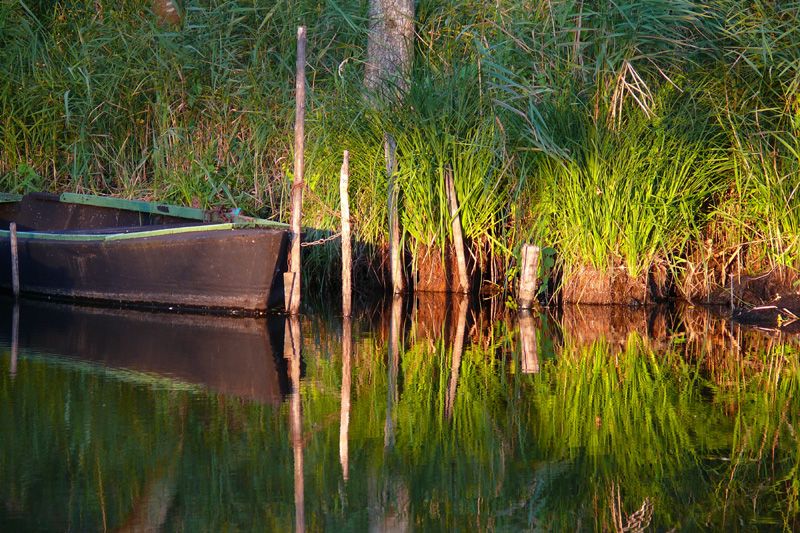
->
xmin=0 ymin=222 xmax=286 ymax=242
xmin=60 ymin=193 xmax=209 ymax=221
xmin=57 ymin=192 xmax=288 ymax=229
xmin=227 ymin=214 xmax=288 ymax=229
xmin=20 ymin=352 xmax=203 ymax=392
xmin=0 ymin=193 xmax=23 ymax=203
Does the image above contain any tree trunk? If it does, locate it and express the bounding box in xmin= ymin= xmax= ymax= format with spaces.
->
xmin=365 ymin=0 xmax=414 ymax=94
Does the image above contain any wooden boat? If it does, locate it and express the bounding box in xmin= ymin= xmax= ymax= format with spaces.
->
xmin=0 ymin=192 xmax=289 ymax=313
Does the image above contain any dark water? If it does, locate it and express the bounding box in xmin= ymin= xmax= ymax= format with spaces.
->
xmin=1 ymin=295 xmax=799 ymax=531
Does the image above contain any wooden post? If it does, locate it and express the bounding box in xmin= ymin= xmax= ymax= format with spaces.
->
xmin=340 ymin=151 xmax=352 ymax=317
xmin=519 ymin=310 xmax=539 ymax=374
xmin=284 ymin=316 xmax=305 ymax=532
xmin=338 ymin=153 xmax=353 ymax=479
xmin=10 ymin=222 xmax=19 ymax=298
xmin=339 ymin=316 xmax=352 ymax=481
xmin=446 ymin=295 xmax=468 ymax=420
xmin=385 ymin=133 xmax=403 ymax=294
xmin=444 ymin=167 xmax=469 ymax=293
xmin=286 ymin=26 xmax=307 ymax=315
xmin=518 ymin=244 xmax=540 ymax=309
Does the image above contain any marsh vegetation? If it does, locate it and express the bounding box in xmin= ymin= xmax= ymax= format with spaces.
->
xmin=1 ymin=0 xmax=799 ymax=301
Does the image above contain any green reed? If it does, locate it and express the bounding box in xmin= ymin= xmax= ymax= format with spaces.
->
xmin=484 ymin=0 xmax=799 ymax=286
xmin=712 ymin=133 xmax=800 ymax=272
xmin=300 ymin=63 xmax=510 ymax=285
xmin=392 ymin=70 xmax=509 ymax=262
xmin=0 ymin=0 xmax=363 ymax=216
xmin=535 ymin=106 xmax=728 ymax=279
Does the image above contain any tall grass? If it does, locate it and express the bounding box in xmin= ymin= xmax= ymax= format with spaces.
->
xmin=392 ymin=69 xmax=509 ymax=265
xmin=537 ymin=103 xmax=728 ymax=279
xmin=481 ymin=0 xmax=800 ymax=290
xmin=301 ymin=64 xmax=510 ymax=284
xmin=0 ymin=0 xmax=364 ymax=215
xmin=723 ymin=134 xmax=800 ymax=271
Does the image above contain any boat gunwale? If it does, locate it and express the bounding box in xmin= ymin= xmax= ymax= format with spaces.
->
xmin=0 ymin=221 xmax=287 ymax=242
xmin=59 ymin=192 xmax=289 ymax=228
xmin=0 ymin=191 xmax=289 ymax=240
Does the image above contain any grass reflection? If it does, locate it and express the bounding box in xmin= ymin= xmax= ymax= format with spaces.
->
xmin=0 ymin=300 xmax=799 ymax=530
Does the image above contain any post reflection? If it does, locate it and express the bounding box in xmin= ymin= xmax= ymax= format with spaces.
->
xmin=519 ymin=310 xmax=539 ymax=374
xmin=340 ymin=316 xmax=352 ymax=482
xmin=371 ymin=294 xmax=409 ymax=532
xmin=9 ymin=302 xmax=18 ymax=377
xmin=284 ymin=316 xmax=304 ymax=533
xmin=385 ymin=295 xmax=403 ymax=450
xmin=446 ymin=295 xmax=469 ymax=420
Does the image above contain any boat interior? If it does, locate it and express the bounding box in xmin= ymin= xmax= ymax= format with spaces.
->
xmin=0 ymin=193 xmax=204 ymax=233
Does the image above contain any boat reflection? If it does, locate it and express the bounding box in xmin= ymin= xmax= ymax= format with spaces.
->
xmin=0 ymin=298 xmax=289 ymax=404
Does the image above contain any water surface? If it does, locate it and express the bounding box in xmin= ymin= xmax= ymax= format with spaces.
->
xmin=1 ymin=295 xmax=798 ymax=531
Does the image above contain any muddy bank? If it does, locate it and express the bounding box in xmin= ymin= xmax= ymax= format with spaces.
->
xmin=415 ymin=244 xmax=460 ymax=292
xmin=681 ymin=264 xmax=799 ymax=306
xmin=543 ymin=246 xmax=797 ymax=307
xmin=413 ymin=243 xmax=472 ymax=293
xmin=560 ymin=263 xmax=670 ymax=305
xmin=343 ymin=240 xmax=798 ymax=312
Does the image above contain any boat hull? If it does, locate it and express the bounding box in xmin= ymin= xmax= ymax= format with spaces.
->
xmin=0 ymin=227 xmax=289 ymax=312
xmin=0 ymin=192 xmax=290 ymax=312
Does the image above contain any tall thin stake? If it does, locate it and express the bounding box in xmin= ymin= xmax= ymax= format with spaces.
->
xmin=286 ymin=26 xmax=307 ymax=315
xmin=385 ymin=133 xmax=403 ymax=294
xmin=340 ymin=151 xmax=352 ymax=317
xmin=444 ymin=167 xmax=469 ymax=293
xmin=10 ymin=222 xmax=19 ymax=298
